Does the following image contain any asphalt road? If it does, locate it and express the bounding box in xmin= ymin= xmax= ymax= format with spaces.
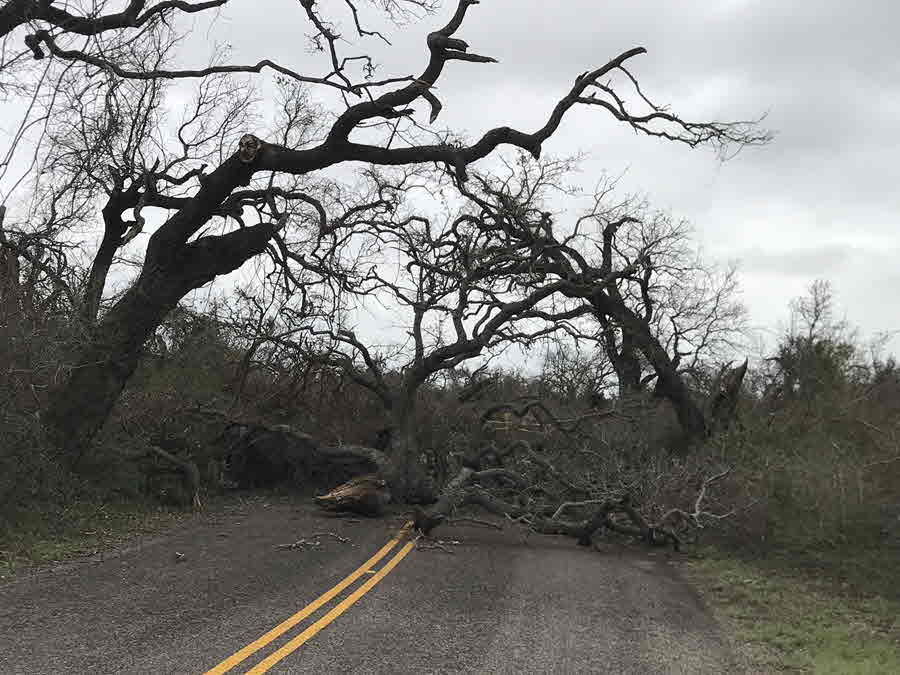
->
xmin=0 ymin=498 xmax=741 ymax=674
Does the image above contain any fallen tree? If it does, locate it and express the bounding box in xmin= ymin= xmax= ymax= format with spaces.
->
xmin=24 ymin=0 xmax=765 ymax=463
xmin=7 ymin=1 xmax=761 ymax=545
xmin=409 ymin=407 xmax=695 ymax=550
xmin=405 ymin=464 xmax=680 ymax=549
xmin=218 ymin=406 xmax=735 ymax=552
xmin=262 ymin=173 xmax=648 ymax=502
xmin=316 ymin=432 xmax=737 ymax=552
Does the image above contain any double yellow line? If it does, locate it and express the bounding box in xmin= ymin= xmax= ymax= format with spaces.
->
xmin=204 ymin=522 xmax=417 ymax=674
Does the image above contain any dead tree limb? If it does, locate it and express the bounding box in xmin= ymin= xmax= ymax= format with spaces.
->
xmin=415 ymin=464 xmax=682 ymax=550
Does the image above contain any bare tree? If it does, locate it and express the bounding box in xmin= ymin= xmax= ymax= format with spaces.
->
xmin=9 ymin=1 xmax=766 ymax=462
xmin=451 ymin=158 xmax=749 ymax=442
xmin=274 ymin=168 xmax=637 ymax=500
xmin=595 ymin=200 xmax=747 ymax=398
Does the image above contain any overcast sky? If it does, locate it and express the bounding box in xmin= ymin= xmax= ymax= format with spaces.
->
xmin=191 ymin=0 xmax=897 ymax=356
xmin=5 ymin=0 xmax=899 ymax=359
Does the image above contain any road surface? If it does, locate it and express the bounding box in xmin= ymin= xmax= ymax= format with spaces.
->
xmin=0 ymin=497 xmax=741 ymax=674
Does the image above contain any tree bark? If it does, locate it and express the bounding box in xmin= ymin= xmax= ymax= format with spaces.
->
xmin=0 ymin=0 xmax=29 ymax=39
xmin=382 ymin=398 xmax=435 ymax=504
xmin=80 ymin=193 xmax=136 ymax=324
xmin=45 ymin=268 xmax=191 ymax=461
xmin=614 ymin=339 xmax=644 ymax=398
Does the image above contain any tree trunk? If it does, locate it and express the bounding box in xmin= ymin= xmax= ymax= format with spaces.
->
xmin=600 ymin=315 xmax=641 ymax=398
xmin=0 ymin=206 xmax=21 ymax=320
xmin=218 ymin=421 xmax=387 ymax=489
xmin=613 ymin=341 xmax=643 ymax=398
xmin=232 ymin=339 xmax=262 ymax=406
xmin=45 ymin=220 xmax=277 ymax=461
xmin=44 ymin=267 xmax=190 ymax=462
xmin=382 ymin=402 xmax=435 ymax=504
xmin=707 ymin=359 xmax=748 ymax=433
xmin=80 ymin=222 xmax=125 ymax=324
xmin=386 ymin=432 xmax=434 ymax=503
xmin=0 ymin=253 xmax=20 ymax=321
xmin=81 ymin=186 xmax=147 ymax=324
xmin=590 ymin=290 xmax=708 ymax=442
xmin=0 ymin=0 xmax=28 ymax=39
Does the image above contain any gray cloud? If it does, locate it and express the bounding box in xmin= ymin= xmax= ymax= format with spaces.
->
xmin=736 ymin=244 xmax=855 ymax=277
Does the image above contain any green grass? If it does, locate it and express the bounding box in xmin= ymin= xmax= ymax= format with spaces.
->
xmin=0 ymin=499 xmax=193 ymax=580
xmin=0 ymin=489 xmax=318 ymax=580
xmin=686 ymin=547 xmax=900 ymax=673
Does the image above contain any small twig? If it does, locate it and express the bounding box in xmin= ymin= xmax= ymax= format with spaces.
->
xmin=276 ymin=538 xmax=320 ymax=551
xmin=417 ymin=539 xmax=460 ymax=554
xmin=552 ymin=499 xmax=610 ymax=521
xmin=694 ymin=469 xmax=730 ymax=516
xmin=309 ymin=531 xmax=353 ymax=544
xmin=505 ymin=512 xmax=533 ymax=526
xmin=447 ymin=516 xmax=503 ymax=530
xmin=863 ymin=454 xmax=900 ymax=470
xmin=276 ymin=531 xmax=353 ymax=550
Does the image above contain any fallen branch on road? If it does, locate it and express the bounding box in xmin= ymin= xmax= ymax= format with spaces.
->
xmin=409 ymin=464 xmax=683 ymax=551
xmin=447 ymin=516 xmax=503 ymax=530
xmin=276 ymin=531 xmax=354 ymax=551
xmin=416 ymin=538 xmax=461 ymax=554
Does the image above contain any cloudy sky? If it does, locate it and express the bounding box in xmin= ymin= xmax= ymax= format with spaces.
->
xmin=5 ymin=0 xmax=899 ymax=358
xmin=193 ymin=0 xmax=897 ymax=355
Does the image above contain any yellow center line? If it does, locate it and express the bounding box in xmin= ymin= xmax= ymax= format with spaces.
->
xmin=203 ymin=522 xmax=412 ymax=675
xmin=244 ymin=537 xmax=418 ymax=674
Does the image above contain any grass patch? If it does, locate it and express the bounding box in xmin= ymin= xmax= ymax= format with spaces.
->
xmin=686 ymin=547 xmax=900 ymax=673
xmin=0 ymin=499 xmax=193 ymax=581
xmin=0 ymin=489 xmax=318 ymax=581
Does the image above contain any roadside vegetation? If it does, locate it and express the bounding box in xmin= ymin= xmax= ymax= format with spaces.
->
xmin=688 ymin=549 xmax=900 ymax=673
xmin=0 ymin=499 xmax=189 ymax=579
